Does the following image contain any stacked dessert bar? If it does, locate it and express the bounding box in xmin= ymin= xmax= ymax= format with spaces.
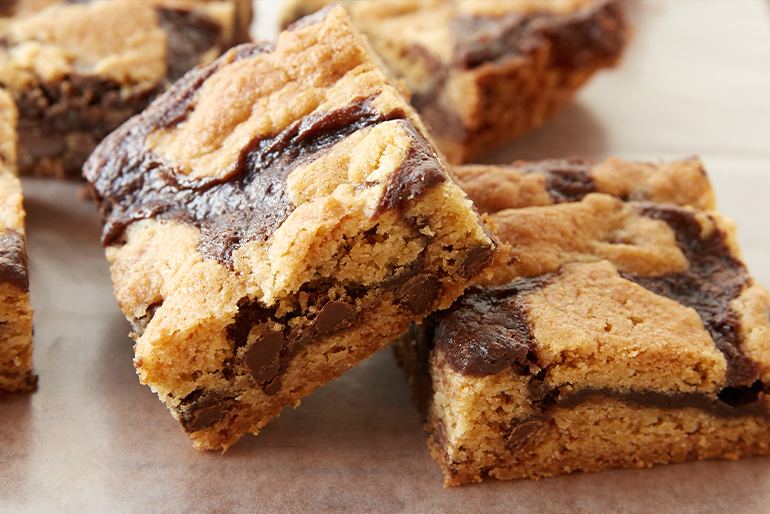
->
xmin=395 ymin=158 xmax=770 ymax=485
xmin=282 ymin=0 xmax=628 ymax=163
xmin=0 ymin=0 xmax=252 ymax=178
xmin=74 ymin=0 xmax=769 ymax=488
xmin=83 ymin=6 xmax=501 ymax=450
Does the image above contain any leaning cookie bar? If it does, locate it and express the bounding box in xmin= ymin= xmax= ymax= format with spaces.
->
xmin=0 ymin=0 xmax=252 ymax=178
xmin=394 ymin=158 xmax=770 ymax=485
xmin=0 ymin=90 xmax=35 ymax=392
xmin=84 ymin=6 xmax=500 ymax=450
xmin=283 ymin=0 xmax=627 ymax=163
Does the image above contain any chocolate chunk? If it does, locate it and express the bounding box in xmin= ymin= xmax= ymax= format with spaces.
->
xmin=315 ymin=300 xmax=356 ymax=335
xmin=505 ymin=420 xmax=545 ymax=449
xmin=460 ymin=244 xmax=494 ymax=279
xmin=178 ymin=392 xmax=235 ymax=433
xmin=396 ymin=274 xmax=442 ymax=315
xmin=243 ymin=331 xmax=284 ymax=383
xmin=185 ymin=402 xmax=227 ymax=432
xmin=0 ymin=230 xmax=29 ymax=291
xmin=432 ymin=277 xmax=549 ymax=376
xmin=622 ymin=204 xmax=758 ymax=387
xmin=227 ymin=299 xmax=277 ymax=349
xmin=263 ymin=379 xmax=281 ymax=396
xmin=157 ymin=7 xmax=222 ymax=81
xmin=375 ymin=122 xmax=447 ymax=216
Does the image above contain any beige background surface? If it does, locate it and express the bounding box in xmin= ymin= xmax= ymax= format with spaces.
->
xmin=3 ymin=1 xmax=770 ymax=512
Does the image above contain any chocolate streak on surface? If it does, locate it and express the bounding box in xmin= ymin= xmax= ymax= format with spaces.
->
xmin=546 ymin=385 xmax=770 ymax=419
xmin=87 ymin=60 xmax=442 ymax=266
xmin=0 ymin=230 xmax=29 ymax=291
xmin=374 ymin=122 xmax=447 ymax=216
xmin=412 ymin=1 xmax=625 ymax=144
xmin=157 ymin=6 xmax=223 ymax=81
xmin=514 ymin=158 xmax=597 ymax=203
xmin=452 ymin=0 xmax=626 ymax=70
xmin=622 ymin=204 xmax=760 ymax=391
xmin=432 ymin=277 xmax=550 ymax=376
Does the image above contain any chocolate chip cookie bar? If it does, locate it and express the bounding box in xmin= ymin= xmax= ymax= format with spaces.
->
xmin=0 ymin=0 xmax=252 ymax=179
xmin=84 ymin=6 xmax=501 ymax=450
xmin=395 ymin=158 xmax=770 ymax=485
xmin=282 ymin=0 xmax=627 ymax=163
xmin=0 ymin=89 xmax=35 ymax=393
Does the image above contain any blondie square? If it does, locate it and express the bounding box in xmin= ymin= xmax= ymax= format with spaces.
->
xmin=395 ymin=158 xmax=770 ymax=485
xmin=282 ymin=0 xmax=627 ymax=163
xmin=0 ymin=89 xmax=35 ymax=393
xmin=0 ymin=0 xmax=252 ymax=178
xmin=84 ymin=6 xmax=501 ymax=450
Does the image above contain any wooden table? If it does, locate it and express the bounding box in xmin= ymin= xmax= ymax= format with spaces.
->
xmin=3 ymin=1 xmax=770 ymax=512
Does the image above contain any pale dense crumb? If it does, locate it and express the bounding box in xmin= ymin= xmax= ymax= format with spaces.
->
xmin=0 ymin=89 xmax=35 ymax=393
xmin=85 ymin=7 xmax=500 ymax=450
xmin=282 ymin=0 xmax=627 ymax=163
xmin=394 ymin=158 xmax=770 ymax=486
xmin=0 ymin=0 xmax=252 ymax=178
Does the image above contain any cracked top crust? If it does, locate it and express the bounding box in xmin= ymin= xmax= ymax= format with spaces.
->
xmin=426 ymin=158 xmax=770 ymax=398
xmin=84 ymin=6 xmax=497 ymax=402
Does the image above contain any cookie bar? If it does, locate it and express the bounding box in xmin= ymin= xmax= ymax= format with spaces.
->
xmin=394 ymin=158 xmax=770 ymax=485
xmin=83 ymin=6 xmax=501 ymax=450
xmin=0 ymin=89 xmax=35 ymax=392
xmin=282 ymin=0 xmax=627 ymax=163
xmin=0 ymin=0 xmax=253 ymax=179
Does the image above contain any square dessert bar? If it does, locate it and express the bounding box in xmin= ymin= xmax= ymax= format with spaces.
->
xmin=395 ymin=158 xmax=770 ymax=485
xmin=84 ymin=6 xmax=501 ymax=450
xmin=0 ymin=0 xmax=252 ymax=179
xmin=0 ymin=89 xmax=35 ymax=393
xmin=282 ymin=0 xmax=627 ymax=163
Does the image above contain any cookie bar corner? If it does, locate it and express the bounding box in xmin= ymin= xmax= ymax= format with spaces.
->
xmin=0 ymin=89 xmax=35 ymax=393
xmin=395 ymin=157 xmax=770 ymax=485
xmin=84 ymin=5 xmax=501 ymax=450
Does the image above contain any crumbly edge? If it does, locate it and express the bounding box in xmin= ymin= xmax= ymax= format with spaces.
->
xmin=0 ymin=282 xmax=35 ymax=393
xmin=394 ymin=335 xmax=770 ymax=486
xmin=110 ymin=179 xmax=496 ymax=450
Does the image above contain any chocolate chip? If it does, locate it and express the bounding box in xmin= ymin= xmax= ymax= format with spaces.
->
xmin=244 ymin=331 xmax=284 ymax=383
xmin=185 ymin=401 xmax=228 ymax=432
xmin=0 ymin=230 xmax=29 ymax=291
xmin=505 ymin=420 xmax=544 ymax=449
xmin=178 ymin=392 xmax=235 ymax=433
xmin=396 ymin=273 xmax=441 ymax=315
xmin=460 ymin=244 xmax=494 ymax=278
xmin=315 ymin=300 xmax=357 ymax=335
xmin=263 ymin=379 xmax=281 ymax=396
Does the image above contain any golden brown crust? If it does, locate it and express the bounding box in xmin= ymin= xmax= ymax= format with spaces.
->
xmin=282 ymin=0 xmax=628 ymax=163
xmin=396 ymin=157 xmax=770 ymax=485
xmin=86 ymin=7 xmax=500 ymax=450
xmin=0 ymin=0 xmax=252 ymax=178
